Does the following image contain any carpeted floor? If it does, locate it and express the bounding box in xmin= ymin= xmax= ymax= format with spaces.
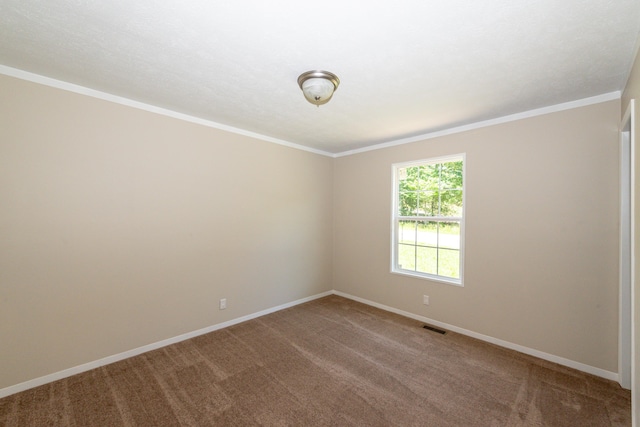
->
xmin=0 ymin=295 xmax=631 ymax=426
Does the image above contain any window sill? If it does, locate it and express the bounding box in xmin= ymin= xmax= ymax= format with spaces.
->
xmin=391 ymin=269 xmax=463 ymax=287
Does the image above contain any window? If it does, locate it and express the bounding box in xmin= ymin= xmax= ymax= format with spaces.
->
xmin=392 ymin=155 xmax=464 ymax=285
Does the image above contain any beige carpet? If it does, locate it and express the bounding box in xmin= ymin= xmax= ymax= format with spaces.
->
xmin=0 ymin=295 xmax=631 ymax=426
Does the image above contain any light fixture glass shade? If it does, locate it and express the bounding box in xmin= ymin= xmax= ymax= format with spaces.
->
xmin=301 ymin=78 xmax=335 ymax=105
xmin=298 ymin=70 xmax=339 ymax=106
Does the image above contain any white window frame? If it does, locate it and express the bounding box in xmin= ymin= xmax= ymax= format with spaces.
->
xmin=391 ymin=154 xmax=465 ymax=286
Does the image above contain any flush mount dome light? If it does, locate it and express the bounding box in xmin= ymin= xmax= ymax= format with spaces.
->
xmin=297 ymin=70 xmax=340 ymax=106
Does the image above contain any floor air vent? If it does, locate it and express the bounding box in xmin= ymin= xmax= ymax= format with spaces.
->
xmin=423 ymin=324 xmax=447 ymax=335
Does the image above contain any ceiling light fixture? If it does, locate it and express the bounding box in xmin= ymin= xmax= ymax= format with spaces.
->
xmin=297 ymin=70 xmax=340 ymax=106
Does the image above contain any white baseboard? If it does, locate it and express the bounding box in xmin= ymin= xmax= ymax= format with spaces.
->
xmin=0 ymin=290 xmax=333 ymax=399
xmin=0 ymin=288 xmax=619 ymax=398
xmin=333 ymin=290 xmax=619 ymax=382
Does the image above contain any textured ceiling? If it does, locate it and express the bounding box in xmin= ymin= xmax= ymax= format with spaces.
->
xmin=1 ymin=1 xmax=639 ymax=154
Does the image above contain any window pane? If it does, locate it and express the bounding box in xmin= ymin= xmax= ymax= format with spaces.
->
xmin=401 ymin=166 xmax=420 ymax=190
xmin=398 ymin=220 xmax=416 ymax=244
xmin=416 ymin=246 xmax=437 ymax=275
xmin=398 ymin=244 xmax=416 ymax=270
xmin=415 ymin=192 xmax=422 ymax=216
xmin=416 ymin=221 xmax=437 ymax=246
xmin=398 ymin=191 xmax=416 ymax=216
xmin=439 ymin=189 xmax=463 ymax=217
xmin=418 ymin=164 xmax=439 ymax=192
xmin=397 ymin=167 xmax=408 ymax=181
xmin=438 ymin=248 xmax=460 ymax=278
xmin=440 ymin=161 xmax=463 ymax=190
xmin=417 ymin=191 xmax=437 ymax=216
xmin=438 ymin=222 xmax=460 ymax=250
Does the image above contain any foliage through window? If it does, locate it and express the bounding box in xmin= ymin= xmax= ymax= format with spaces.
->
xmin=392 ymin=155 xmax=464 ymax=284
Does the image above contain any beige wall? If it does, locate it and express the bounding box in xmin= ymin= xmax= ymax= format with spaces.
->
xmin=0 ymin=68 xmax=625 ymax=393
xmin=622 ymin=42 xmax=640 ymax=423
xmin=334 ymin=100 xmax=620 ymax=372
xmin=0 ymin=74 xmax=334 ymax=389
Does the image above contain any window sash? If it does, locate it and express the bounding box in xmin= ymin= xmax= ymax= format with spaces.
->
xmin=394 ymin=219 xmax=461 ymax=280
xmin=392 ymin=155 xmax=464 ymax=285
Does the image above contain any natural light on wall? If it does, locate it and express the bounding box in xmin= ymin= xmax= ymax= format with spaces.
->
xmin=391 ymin=154 xmax=465 ymax=285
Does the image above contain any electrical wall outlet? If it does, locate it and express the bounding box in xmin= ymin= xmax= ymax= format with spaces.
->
xmin=423 ymin=295 xmax=429 ymax=305
xmin=219 ymin=298 xmax=227 ymax=310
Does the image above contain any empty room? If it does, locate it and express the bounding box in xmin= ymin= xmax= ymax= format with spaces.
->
xmin=2 ymin=1 xmax=640 ymax=426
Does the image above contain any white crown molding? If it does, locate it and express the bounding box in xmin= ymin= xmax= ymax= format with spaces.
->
xmin=0 ymin=65 xmax=624 ymax=160
xmin=0 ymin=65 xmax=335 ymax=158
xmin=335 ymin=91 xmax=622 ymax=158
